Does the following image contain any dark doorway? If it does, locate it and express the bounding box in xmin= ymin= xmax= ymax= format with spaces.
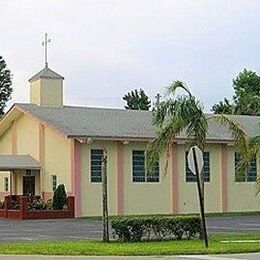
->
xmin=23 ymin=176 xmax=35 ymax=196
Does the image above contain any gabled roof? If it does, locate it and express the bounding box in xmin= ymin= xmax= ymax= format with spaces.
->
xmin=12 ymin=103 xmax=259 ymax=142
xmin=28 ymin=66 xmax=64 ymax=82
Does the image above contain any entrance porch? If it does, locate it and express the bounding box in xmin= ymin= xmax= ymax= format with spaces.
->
xmin=0 ymin=155 xmax=42 ymax=199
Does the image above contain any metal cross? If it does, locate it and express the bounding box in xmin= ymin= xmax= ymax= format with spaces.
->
xmin=42 ymin=33 xmax=51 ymax=67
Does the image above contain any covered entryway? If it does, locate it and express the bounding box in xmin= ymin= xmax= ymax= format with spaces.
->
xmin=0 ymin=155 xmax=41 ymax=197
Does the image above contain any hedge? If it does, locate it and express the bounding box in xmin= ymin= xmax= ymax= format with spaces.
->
xmin=111 ymin=216 xmax=201 ymax=242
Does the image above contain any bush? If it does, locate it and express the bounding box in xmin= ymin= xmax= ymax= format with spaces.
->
xmin=111 ymin=216 xmax=201 ymax=242
xmin=46 ymin=199 xmax=53 ymax=210
xmin=52 ymin=184 xmax=67 ymax=210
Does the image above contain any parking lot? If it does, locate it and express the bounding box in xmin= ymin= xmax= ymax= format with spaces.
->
xmin=0 ymin=215 xmax=259 ymax=242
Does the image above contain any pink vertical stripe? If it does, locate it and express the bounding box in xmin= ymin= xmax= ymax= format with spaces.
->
xmin=39 ymin=123 xmax=45 ymax=199
xmin=221 ymin=144 xmax=228 ymax=212
xmin=117 ymin=142 xmax=124 ymax=215
xmin=171 ymin=145 xmax=179 ymax=214
xmin=39 ymin=124 xmax=45 ymax=164
xmin=71 ymin=139 xmax=81 ymax=217
xmin=11 ymin=120 xmax=17 ymax=155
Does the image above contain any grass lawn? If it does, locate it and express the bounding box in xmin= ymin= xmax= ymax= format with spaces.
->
xmin=0 ymin=234 xmax=260 ymax=256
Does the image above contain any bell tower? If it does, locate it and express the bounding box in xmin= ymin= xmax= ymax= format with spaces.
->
xmin=28 ymin=33 xmax=64 ymax=107
xmin=29 ymin=66 xmax=64 ymax=107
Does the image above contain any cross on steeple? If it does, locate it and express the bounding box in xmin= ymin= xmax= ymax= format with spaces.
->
xmin=42 ymin=33 xmax=51 ymax=67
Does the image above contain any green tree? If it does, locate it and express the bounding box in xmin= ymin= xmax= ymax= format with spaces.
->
xmin=211 ymin=98 xmax=234 ymax=114
xmin=123 ymin=89 xmax=151 ymax=110
xmin=212 ymin=69 xmax=260 ymax=115
xmin=0 ymin=56 xmax=12 ymax=116
xmin=52 ymin=184 xmax=67 ymax=210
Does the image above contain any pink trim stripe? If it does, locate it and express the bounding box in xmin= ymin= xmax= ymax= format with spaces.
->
xmin=11 ymin=120 xmax=17 ymax=155
xmin=39 ymin=123 xmax=45 ymax=164
xmin=117 ymin=142 xmax=124 ymax=215
xmin=221 ymin=144 xmax=228 ymax=212
xmin=171 ymin=145 xmax=179 ymax=214
xmin=71 ymin=139 xmax=81 ymax=217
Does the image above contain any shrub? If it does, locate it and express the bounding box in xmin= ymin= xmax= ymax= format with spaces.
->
xmin=0 ymin=200 xmax=4 ymax=209
xmin=46 ymin=199 xmax=53 ymax=210
xmin=111 ymin=216 xmax=201 ymax=242
xmin=52 ymin=184 xmax=67 ymax=210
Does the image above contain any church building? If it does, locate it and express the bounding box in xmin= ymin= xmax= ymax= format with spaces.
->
xmin=0 ymin=64 xmax=259 ymax=217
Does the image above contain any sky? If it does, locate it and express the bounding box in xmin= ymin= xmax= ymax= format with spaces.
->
xmin=0 ymin=0 xmax=260 ymax=112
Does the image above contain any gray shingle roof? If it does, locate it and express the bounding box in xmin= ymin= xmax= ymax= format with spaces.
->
xmin=0 ymin=155 xmax=41 ymax=170
xmin=28 ymin=67 xmax=64 ymax=82
xmin=16 ymin=103 xmax=260 ymax=142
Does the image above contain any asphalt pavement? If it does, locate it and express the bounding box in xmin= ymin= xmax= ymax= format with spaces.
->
xmin=0 ymin=215 xmax=259 ymax=242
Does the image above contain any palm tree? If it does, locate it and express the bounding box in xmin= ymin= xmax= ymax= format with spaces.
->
xmin=147 ymin=80 xmax=260 ymax=203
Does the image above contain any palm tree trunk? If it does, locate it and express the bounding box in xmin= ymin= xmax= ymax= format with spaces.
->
xmin=102 ymin=149 xmax=109 ymax=242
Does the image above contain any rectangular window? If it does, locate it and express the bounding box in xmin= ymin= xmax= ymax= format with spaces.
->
xmin=186 ymin=151 xmax=210 ymax=182
xmin=52 ymin=175 xmax=57 ymax=192
xmin=235 ymin=152 xmax=257 ymax=182
xmin=132 ymin=150 xmax=159 ymax=182
xmin=4 ymin=177 xmax=8 ymax=192
xmin=91 ymin=149 xmax=104 ymax=183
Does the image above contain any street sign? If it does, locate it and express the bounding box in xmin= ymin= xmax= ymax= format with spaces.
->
xmin=188 ymin=145 xmax=204 ymax=175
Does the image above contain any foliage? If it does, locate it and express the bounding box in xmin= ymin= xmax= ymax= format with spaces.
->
xmin=148 ymin=80 xmax=259 ymax=194
xmin=46 ymin=199 xmax=53 ymax=210
xmin=10 ymin=195 xmax=20 ymax=210
xmin=0 ymin=56 xmax=12 ymax=116
xmin=212 ymin=69 xmax=260 ymax=115
xmin=211 ymin=98 xmax=234 ymax=114
xmin=27 ymin=196 xmax=47 ymax=211
xmin=111 ymin=216 xmax=201 ymax=242
xmin=123 ymin=89 xmax=151 ymax=110
xmin=147 ymin=80 xmax=208 ymax=173
xmin=52 ymin=184 xmax=67 ymax=210
xmin=0 ymin=200 xmax=4 ymax=209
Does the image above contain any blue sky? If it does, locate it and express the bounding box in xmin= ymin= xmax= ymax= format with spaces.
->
xmin=1 ymin=0 xmax=260 ymax=111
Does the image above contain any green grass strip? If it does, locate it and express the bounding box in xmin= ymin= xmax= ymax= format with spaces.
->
xmin=0 ymin=234 xmax=260 ymax=256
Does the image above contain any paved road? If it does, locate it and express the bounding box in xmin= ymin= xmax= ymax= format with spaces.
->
xmin=0 ymin=253 xmax=260 ymax=259
xmin=206 ymin=215 xmax=260 ymax=234
xmin=0 ymin=215 xmax=259 ymax=242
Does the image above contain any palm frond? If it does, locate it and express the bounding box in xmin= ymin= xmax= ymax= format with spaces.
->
xmin=167 ymin=81 xmax=192 ymax=97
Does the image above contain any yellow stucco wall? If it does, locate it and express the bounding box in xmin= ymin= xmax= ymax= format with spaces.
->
xmin=178 ymin=144 xmax=222 ymax=214
xmin=30 ymin=80 xmax=41 ymax=106
xmin=44 ymin=126 xmax=71 ymax=193
xmin=123 ymin=142 xmax=170 ymax=215
xmin=16 ymin=114 xmax=39 ymax=159
xmin=0 ymin=127 xmax=12 ymax=154
xmin=30 ymin=78 xmax=63 ymax=107
xmin=227 ymin=147 xmax=260 ymax=212
xmin=80 ymin=141 xmax=117 ymax=216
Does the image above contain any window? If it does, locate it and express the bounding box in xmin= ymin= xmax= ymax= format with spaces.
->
xmin=91 ymin=149 xmax=104 ymax=182
xmin=235 ymin=152 xmax=257 ymax=182
xmin=4 ymin=177 xmax=8 ymax=192
xmin=132 ymin=150 xmax=159 ymax=182
xmin=185 ymin=151 xmax=210 ymax=182
xmin=52 ymin=175 xmax=57 ymax=192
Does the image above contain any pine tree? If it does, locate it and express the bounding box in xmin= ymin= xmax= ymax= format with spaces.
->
xmin=123 ymin=89 xmax=151 ymax=110
xmin=0 ymin=56 xmax=12 ymax=116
